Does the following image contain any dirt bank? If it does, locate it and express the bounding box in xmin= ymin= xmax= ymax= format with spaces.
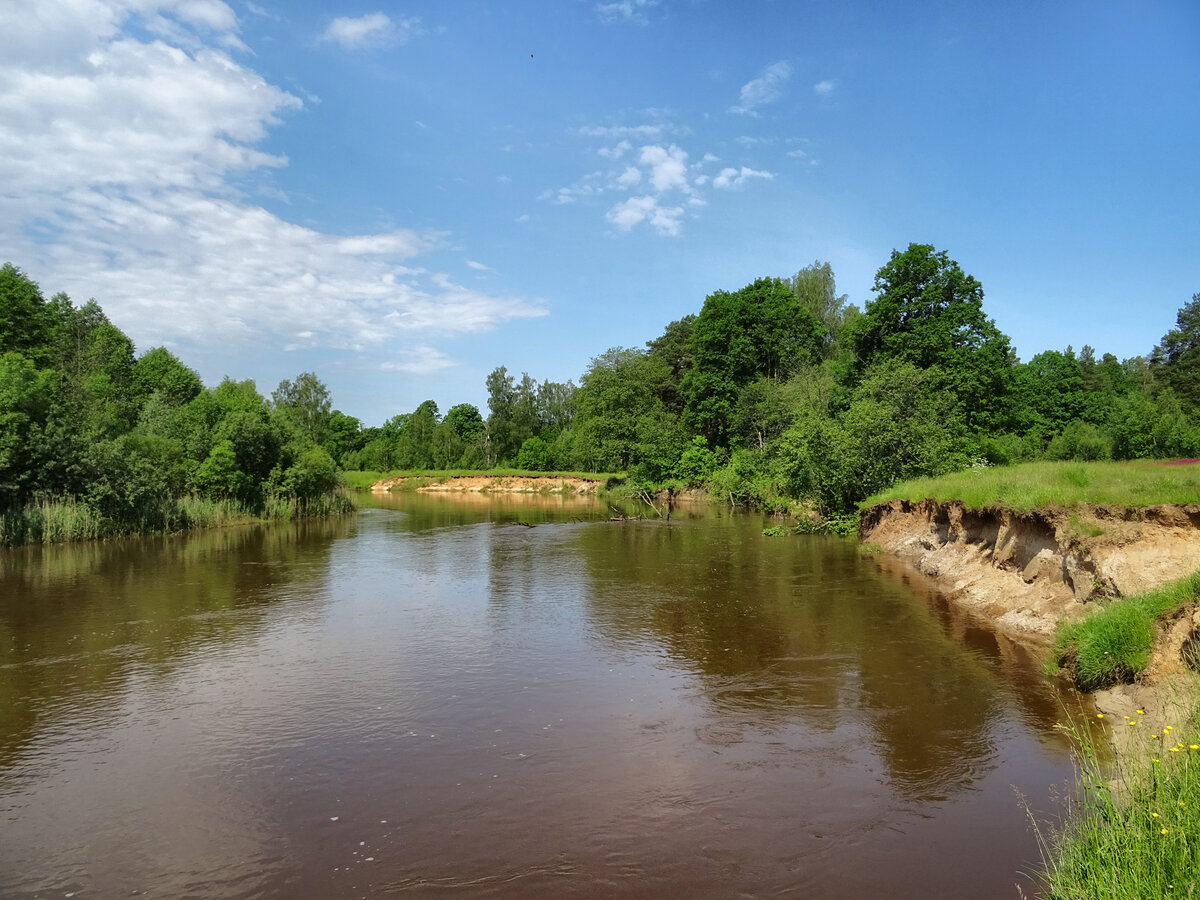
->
xmin=371 ymin=474 xmax=604 ymax=494
xmin=859 ymin=499 xmax=1200 ymax=641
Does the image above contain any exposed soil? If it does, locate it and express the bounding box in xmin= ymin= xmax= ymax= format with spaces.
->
xmin=859 ymin=499 xmax=1200 ymax=642
xmin=371 ymin=474 xmax=604 ymax=494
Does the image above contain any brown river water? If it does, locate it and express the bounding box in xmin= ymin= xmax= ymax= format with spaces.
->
xmin=0 ymin=492 xmax=1086 ymax=898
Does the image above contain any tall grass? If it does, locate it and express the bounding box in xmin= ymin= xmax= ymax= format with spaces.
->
xmin=1053 ymin=572 xmax=1200 ymax=692
xmin=1038 ymin=703 xmax=1200 ymax=898
xmin=0 ymin=493 xmax=356 ymax=547
xmin=862 ymin=460 xmax=1200 ymax=512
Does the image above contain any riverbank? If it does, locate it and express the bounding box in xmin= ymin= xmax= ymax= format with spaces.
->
xmin=858 ymin=492 xmax=1200 ymax=893
xmin=371 ymin=473 xmax=607 ymax=494
xmin=858 ymin=499 xmax=1200 ymax=641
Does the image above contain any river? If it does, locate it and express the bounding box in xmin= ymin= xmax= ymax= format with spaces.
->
xmin=0 ymin=492 xmax=1085 ymax=898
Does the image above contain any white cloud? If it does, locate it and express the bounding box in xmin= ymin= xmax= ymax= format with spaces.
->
xmin=598 ymin=139 xmax=632 ymax=159
xmin=605 ymin=196 xmax=683 ymax=236
xmin=813 ymin=79 xmax=835 ymax=96
xmin=0 ymin=0 xmax=544 ymax=357
xmin=466 ymin=260 xmax=490 ymax=271
xmin=712 ymin=166 xmax=774 ymax=190
xmin=381 ymin=346 xmax=458 ymax=374
xmin=730 ymin=61 xmax=792 ymax=115
xmin=321 ymin=12 xmax=420 ymax=48
xmin=595 ymin=0 xmax=658 ymax=24
xmin=615 ymin=166 xmax=641 ymax=188
xmin=639 ymin=143 xmax=690 ymax=192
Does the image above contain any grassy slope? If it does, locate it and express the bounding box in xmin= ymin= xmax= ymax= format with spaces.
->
xmin=862 ymin=460 xmax=1200 ymax=512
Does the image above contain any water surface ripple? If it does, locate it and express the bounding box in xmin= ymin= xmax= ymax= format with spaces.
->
xmin=0 ymin=494 xmax=1083 ymax=897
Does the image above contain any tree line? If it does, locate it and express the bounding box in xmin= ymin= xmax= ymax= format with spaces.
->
xmin=0 ymin=263 xmax=345 ymax=537
xmin=5 ymin=245 xmax=1197 ymax=531
xmin=346 ymin=244 xmax=1199 ymax=515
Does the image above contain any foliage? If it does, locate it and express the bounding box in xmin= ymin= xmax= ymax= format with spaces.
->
xmin=516 ymin=435 xmax=550 ymax=471
xmin=1053 ymin=571 xmax=1200 ymax=691
xmin=684 ymin=277 xmax=825 ymax=443
xmin=1151 ymin=292 xmax=1200 ymax=411
xmin=848 ymin=243 xmax=1014 ymax=430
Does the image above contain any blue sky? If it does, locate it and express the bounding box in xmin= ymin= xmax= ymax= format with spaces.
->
xmin=2 ymin=1 xmax=1197 ymax=425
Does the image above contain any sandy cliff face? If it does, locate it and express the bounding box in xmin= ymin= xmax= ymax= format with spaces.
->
xmin=371 ymin=475 xmax=602 ymax=494
xmin=859 ymin=500 xmax=1200 ymax=641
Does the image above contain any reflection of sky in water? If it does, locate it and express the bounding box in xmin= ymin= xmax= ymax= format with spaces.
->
xmin=0 ymin=498 xmax=1081 ymax=898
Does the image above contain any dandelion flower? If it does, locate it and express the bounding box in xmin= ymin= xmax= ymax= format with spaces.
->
xmin=1137 ymin=709 xmax=1145 ymax=715
xmin=1191 ymin=744 xmax=1199 ymax=750
xmin=1096 ymin=713 xmax=1104 ymax=719
xmin=1128 ymin=721 xmax=1138 ymax=726
xmin=1162 ymin=828 xmax=1169 ymax=834
xmin=1153 ymin=758 xmax=1161 ymax=763
xmin=1153 ymin=812 xmax=1160 ymax=818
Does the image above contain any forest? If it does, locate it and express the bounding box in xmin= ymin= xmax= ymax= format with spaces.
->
xmin=2 ymin=243 xmax=1198 ymax=541
xmin=0 ymin=262 xmax=347 ymax=542
xmin=345 ymin=243 xmax=1200 ymax=515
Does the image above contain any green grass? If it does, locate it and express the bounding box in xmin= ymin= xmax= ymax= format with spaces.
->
xmin=1038 ymin=703 xmax=1200 ymax=898
xmin=343 ymin=469 xmax=625 ymax=490
xmin=1053 ymin=572 xmax=1200 ymax=692
xmin=861 ymin=460 xmax=1200 ymax=513
xmin=0 ymin=493 xmax=355 ymax=546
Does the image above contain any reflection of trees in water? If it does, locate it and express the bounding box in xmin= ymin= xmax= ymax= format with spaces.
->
xmin=0 ymin=519 xmax=348 ymax=771
xmin=568 ymin=517 xmax=1065 ymax=800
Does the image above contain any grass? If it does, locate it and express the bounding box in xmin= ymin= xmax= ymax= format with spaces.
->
xmin=1053 ymin=571 xmax=1200 ymax=692
xmin=861 ymin=460 xmax=1200 ymax=513
xmin=1037 ymin=702 xmax=1200 ymax=898
xmin=0 ymin=493 xmax=355 ymax=547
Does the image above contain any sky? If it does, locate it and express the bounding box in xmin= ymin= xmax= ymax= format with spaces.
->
xmin=1 ymin=0 xmax=1197 ymax=426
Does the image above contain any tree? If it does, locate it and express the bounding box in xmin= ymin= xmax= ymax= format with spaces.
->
xmin=683 ymin=277 xmax=824 ymax=443
xmin=775 ymin=360 xmax=968 ymax=513
xmin=0 ymin=263 xmax=51 ymax=359
xmin=132 ymin=347 xmax=203 ymax=408
xmin=1151 ymin=292 xmax=1200 ymax=410
xmin=0 ymin=352 xmax=55 ymax=506
xmin=272 ymin=372 xmax=332 ymax=447
xmin=848 ymin=244 xmax=1014 ymax=431
xmin=788 ymin=260 xmax=854 ymax=356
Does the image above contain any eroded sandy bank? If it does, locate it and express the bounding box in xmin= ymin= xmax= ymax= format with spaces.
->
xmin=859 ymin=499 xmax=1200 ymax=642
xmin=371 ymin=474 xmax=604 ymax=494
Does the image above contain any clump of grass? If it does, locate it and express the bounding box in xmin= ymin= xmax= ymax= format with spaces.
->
xmin=1038 ymin=704 xmax=1200 ymax=897
xmin=862 ymin=460 xmax=1200 ymax=513
xmin=1054 ymin=572 xmax=1200 ymax=691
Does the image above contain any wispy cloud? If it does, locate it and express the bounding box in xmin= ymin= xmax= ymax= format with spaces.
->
xmin=0 ymin=1 xmax=543 ymax=358
xmin=730 ymin=61 xmax=792 ymax=115
xmin=595 ymin=0 xmax=659 ymax=24
xmin=321 ymin=12 xmax=420 ymax=48
xmin=813 ymin=79 xmax=835 ymax=97
xmin=381 ymin=346 xmax=458 ymax=374
xmin=712 ymin=167 xmax=774 ymax=190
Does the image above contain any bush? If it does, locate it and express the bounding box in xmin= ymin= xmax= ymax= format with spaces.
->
xmin=516 ymin=436 xmax=550 ymax=471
